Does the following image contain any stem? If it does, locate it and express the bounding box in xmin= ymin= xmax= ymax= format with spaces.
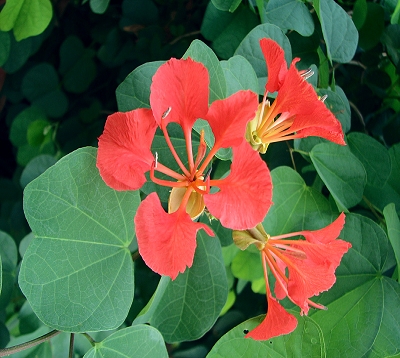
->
xmin=0 ymin=330 xmax=61 ymax=357
xmin=68 ymin=334 xmax=75 ymax=358
xmin=82 ymin=333 xmax=96 ymax=346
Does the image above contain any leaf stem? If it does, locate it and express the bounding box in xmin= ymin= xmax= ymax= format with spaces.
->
xmin=68 ymin=333 xmax=75 ymax=358
xmin=82 ymin=333 xmax=96 ymax=346
xmin=0 ymin=330 xmax=61 ymax=357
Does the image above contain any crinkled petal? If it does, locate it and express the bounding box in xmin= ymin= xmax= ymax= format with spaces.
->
xmin=205 ymin=90 xmax=258 ymax=149
xmin=150 ymin=58 xmax=209 ymax=132
xmin=97 ymin=109 xmax=157 ymax=191
xmin=275 ymin=62 xmax=345 ymax=145
xmin=204 ymin=141 xmax=272 ymax=230
xmin=260 ymin=38 xmax=289 ymax=93
xmin=302 ymin=213 xmax=346 ymax=244
xmin=246 ymin=294 xmax=297 ymax=340
xmin=135 ymin=193 xmax=214 ymax=280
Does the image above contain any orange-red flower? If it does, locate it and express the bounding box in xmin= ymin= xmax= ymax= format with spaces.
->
xmin=233 ymin=213 xmax=351 ymax=340
xmin=246 ymin=39 xmax=346 ymax=153
xmin=97 ymin=58 xmax=273 ymax=280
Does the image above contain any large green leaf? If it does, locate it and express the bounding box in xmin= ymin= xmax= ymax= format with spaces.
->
xmin=310 ymin=214 xmax=399 ymax=357
xmin=116 ymin=61 xmax=164 ymax=112
xmin=89 ymin=0 xmax=110 ymax=14
xmin=183 ymin=40 xmax=227 ymax=103
xmin=313 ymin=0 xmax=358 ymax=63
xmin=21 ymin=63 xmax=68 ymax=118
xmin=265 ymin=0 xmax=314 ymax=36
xmin=211 ymin=0 xmax=242 ymax=12
xmin=207 ymin=313 xmax=325 ymax=357
xmin=135 ymin=231 xmax=228 ymax=342
xmin=262 ymin=166 xmax=335 ymax=236
xmin=0 ymin=0 xmax=52 ymax=41
xmin=0 ymin=231 xmax=18 ymax=309
xmin=19 ymin=147 xmax=140 ymax=332
xmin=310 ymin=142 xmax=367 ymax=210
xmin=388 ymin=143 xmax=400 ymax=195
xmin=201 ymin=3 xmax=259 ymax=59
xmin=384 ymin=203 xmax=400 ymax=272
xmin=347 ymin=132 xmax=391 ymax=188
xmin=84 ymin=325 xmax=168 ymax=358
xmin=221 ymin=55 xmax=259 ymax=96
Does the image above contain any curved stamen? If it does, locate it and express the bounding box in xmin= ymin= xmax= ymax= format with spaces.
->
xmin=264 ymin=250 xmax=289 ymax=297
xmin=150 ymin=162 xmax=188 ymax=188
xmin=155 ymin=162 xmax=186 ymax=181
xmin=161 ymin=122 xmax=191 ymax=178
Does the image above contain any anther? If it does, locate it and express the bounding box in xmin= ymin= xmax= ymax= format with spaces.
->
xmin=301 ymin=68 xmax=314 ymax=80
xmin=162 ymin=107 xmax=172 ymax=119
xmin=154 ymin=152 xmax=158 ymax=168
xmin=320 ymin=94 xmax=328 ymax=103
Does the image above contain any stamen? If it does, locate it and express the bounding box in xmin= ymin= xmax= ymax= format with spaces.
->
xmin=154 ymin=152 xmax=158 ymax=168
xmin=301 ymin=68 xmax=314 ymax=80
xmin=320 ymin=94 xmax=328 ymax=103
xmin=162 ymin=107 xmax=172 ymax=119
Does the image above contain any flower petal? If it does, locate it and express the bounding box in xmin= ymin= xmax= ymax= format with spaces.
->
xmin=205 ymin=90 xmax=258 ymax=149
xmin=150 ymin=58 xmax=209 ymax=133
xmin=275 ymin=62 xmax=346 ymax=145
xmin=204 ymin=141 xmax=272 ymax=230
xmin=302 ymin=213 xmax=346 ymax=244
xmin=97 ymin=109 xmax=157 ymax=191
xmin=135 ymin=192 xmax=214 ymax=280
xmin=246 ymin=294 xmax=298 ymax=340
xmin=260 ymin=38 xmax=289 ymax=93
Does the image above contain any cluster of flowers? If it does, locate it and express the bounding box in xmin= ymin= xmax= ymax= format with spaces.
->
xmin=96 ymin=38 xmax=351 ymax=340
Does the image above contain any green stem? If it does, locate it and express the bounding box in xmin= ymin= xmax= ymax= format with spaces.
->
xmin=68 ymin=334 xmax=75 ymax=358
xmin=255 ymin=0 xmax=267 ymax=23
xmin=82 ymin=333 xmax=96 ymax=346
xmin=0 ymin=330 xmax=61 ymax=357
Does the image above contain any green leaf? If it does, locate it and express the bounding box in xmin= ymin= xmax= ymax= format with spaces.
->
xmin=313 ymin=0 xmax=358 ymax=63
xmin=347 ymin=132 xmax=391 ymax=187
xmin=19 ymin=147 xmax=140 ymax=332
xmin=208 ymin=314 xmax=325 ymax=357
xmin=384 ymin=203 xmax=400 ymax=272
xmin=310 ymin=142 xmax=367 ymax=210
xmin=0 ymin=231 xmax=18 ymax=309
xmin=231 ymin=249 xmax=263 ymax=281
xmin=358 ymin=2 xmax=385 ymax=51
xmin=353 ymin=0 xmax=367 ymax=29
xmin=20 ymin=155 xmax=57 ymax=188
xmin=59 ymin=36 xmax=97 ymax=94
xmin=265 ymin=0 xmax=314 ymax=36
xmin=183 ymin=39 xmax=227 ymax=103
xmin=84 ymin=325 xmax=168 ymax=358
xmin=263 ymin=166 xmax=335 ymax=236
xmin=201 ymin=3 xmax=259 ymax=59
xmin=26 ymin=119 xmax=51 ymax=146
xmin=388 ymin=143 xmax=400 ymax=195
xmin=116 ymin=61 xmax=164 ymax=112
xmin=89 ymin=0 xmax=110 ymax=14
xmin=235 ymin=23 xmax=291 ymax=92
xmin=21 ymin=63 xmax=68 ymax=117
xmin=221 ymin=55 xmax=259 ymax=96
xmin=211 ymin=0 xmax=242 ymax=12
xmin=9 ymin=106 xmax=48 ymax=147
xmin=0 ymin=31 xmax=10 ymax=66
xmin=137 ymin=231 xmax=228 ymax=342
xmin=0 ymin=0 xmax=52 ymax=41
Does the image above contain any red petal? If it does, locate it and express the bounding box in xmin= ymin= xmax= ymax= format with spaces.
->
xmin=204 ymin=141 xmax=272 ymax=230
xmin=260 ymin=38 xmax=289 ymax=93
xmin=205 ymin=90 xmax=258 ymax=149
xmin=150 ymin=58 xmax=209 ymax=133
xmin=275 ymin=62 xmax=346 ymax=145
xmin=246 ymin=294 xmax=297 ymax=340
xmin=97 ymin=109 xmax=157 ymax=190
xmin=135 ymin=192 xmax=214 ymax=280
xmin=302 ymin=213 xmax=346 ymax=244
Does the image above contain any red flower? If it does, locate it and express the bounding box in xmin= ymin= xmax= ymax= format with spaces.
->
xmin=97 ymin=58 xmax=273 ymax=279
xmin=246 ymin=39 xmax=346 ymax=153
xmin=233 ymin=213 xmax=351 ymax=340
